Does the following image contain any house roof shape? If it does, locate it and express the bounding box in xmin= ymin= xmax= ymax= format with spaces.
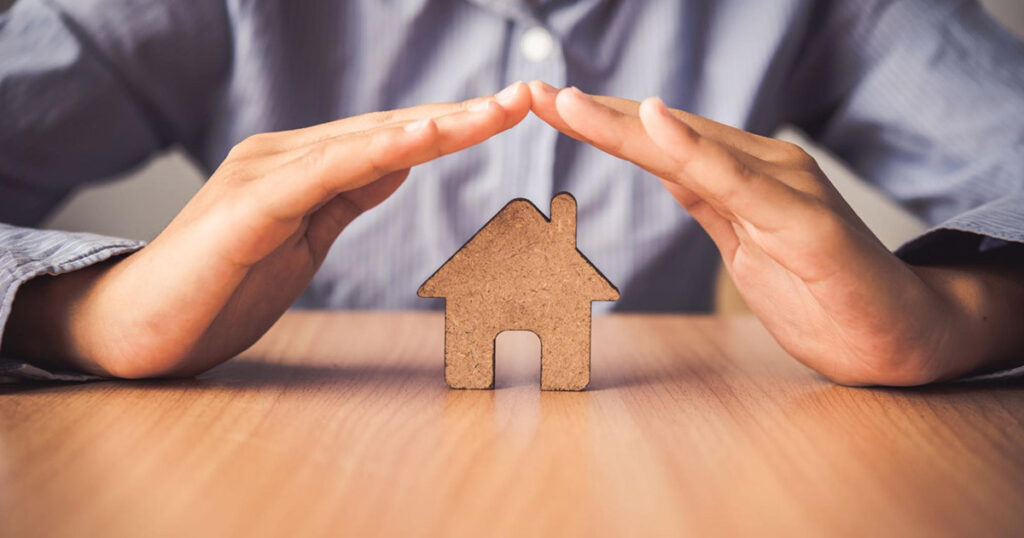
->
xmin=418 ymin=193 xmax=619 ymax=303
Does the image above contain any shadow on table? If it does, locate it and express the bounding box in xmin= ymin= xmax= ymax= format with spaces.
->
xmin=879 ymin=375 xmax=1024 ymax=395
xmin=0 ymin=353 xmax=712 ymax=394
xmin=0 ymin=358 xmax=442 ymax=395
xmin=588 ymin=364 xmax=709 ymax=391
xmin=797 ymin=372 xmax=1024 ymax=401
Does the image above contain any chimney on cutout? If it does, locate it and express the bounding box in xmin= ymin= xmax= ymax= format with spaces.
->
xmin=550 ymin=192 xmax=577 ymax=246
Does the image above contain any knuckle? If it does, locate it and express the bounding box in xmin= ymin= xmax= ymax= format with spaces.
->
xmin=679 ymin=195 xmax=708 ymax=213
xmin=716 ymin=160 xmax=755 ymax=202
xmin=212 ymin=161 xmax=247 ymax=184
xmin=371 ymin=126 xmax=402 ymax=149
xmin=430 ymin=139 xmax=445 ymax=160
xmin=367 ymin=156 xmax=389 ymax=178
xmin=790 ymin=170 xmax=827 ymax=196
xmin=774 ymin=141 xmax=816 ymax=168
xmin=808 ymin=180 xmax=839 ymax=203
xmin=372 ymin=109 xmax=397 ymax=124
xmin=225 ymin=141 xmax=248 ymax=159
xmin=229 ymin=133 xmax=273 ymax=158
xmin=367 ymin=132 xmax=399 ymax=175
xmin=301 ymin=143 xmax=329 ymax=173
xmin=365 ymin=120 xmax=439 ymax=176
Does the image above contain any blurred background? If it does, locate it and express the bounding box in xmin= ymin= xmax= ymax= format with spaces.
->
xmin=3 ymin=0 xmax=1023 ymax=310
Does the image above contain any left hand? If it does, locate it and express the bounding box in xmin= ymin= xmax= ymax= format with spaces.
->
xmin=529 ymin=81 xmax=1024 ymax=385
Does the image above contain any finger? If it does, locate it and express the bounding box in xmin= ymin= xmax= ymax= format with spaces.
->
xmin=305 ymin=168 xmax=410 ymax=261
xmin=532 ymin=82 xmax=781 ymax=162
xmin=643 ymin=95 xmax=901 ymax=289
xmin=637 ymin=96 xmax=823 ymax=232
xmin=530 ymin=81 xmax=671 ymax=148
xmin=530 ymin=82 xmax=717 ymax=216
xmin=553 ymin=86 xmax=713 ymax=180
xmin=230 ymin=91 xmax=524 ymax=173
xmin=355 ymin=81 xmax=530 ymax=136
xmin=531 ymin=82 xmax=740 ymax=256
xmin=529 ymin=80 xmax=589 ymax=141
xmin=658 ymin=178 xmax=740 ymax=260
xmin=253 ymin=99 xmax=511 ymax=221
xmin=591 ymin=95 xmax=784 ymax=161
xmin=530 ymin=81 xmax=661 ymax=143
xmin=233 ymin=82 xmax=531 ymax=158
xmin=549 ymin=86 xmax=766 ymax=182
xmin=553 ymin=86 xmax=731 ymax=209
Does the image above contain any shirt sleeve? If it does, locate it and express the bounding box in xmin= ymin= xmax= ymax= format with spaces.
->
xmin=783 ymin=0 xmax=1024 ymax=263
xmin=0 ymin=0 xmax=230 ymax=226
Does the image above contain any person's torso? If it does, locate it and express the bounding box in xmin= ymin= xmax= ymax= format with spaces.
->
xmin=196 ymin=0 xmax=811 ymax=311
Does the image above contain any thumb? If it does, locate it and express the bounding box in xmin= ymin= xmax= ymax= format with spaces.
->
xmin=306 ymin=168 xmax=411 ymax=261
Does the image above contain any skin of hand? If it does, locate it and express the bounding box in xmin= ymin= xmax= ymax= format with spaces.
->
xmin=2 ymin=82 xmax=533 ymax=378
xmin=528 ymin=80 xmax=1024 ymax=386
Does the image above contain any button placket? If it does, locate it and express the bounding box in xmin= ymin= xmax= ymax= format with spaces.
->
xmin=502 ymin=21 xmax=566 ymax=210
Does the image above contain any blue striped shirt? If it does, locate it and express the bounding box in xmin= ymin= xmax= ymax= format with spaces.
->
xmin=1 ymin=0 xmax=1023 ymax=378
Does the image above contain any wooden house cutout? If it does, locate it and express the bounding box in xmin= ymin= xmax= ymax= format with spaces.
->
xmin=418 ymin=193 xmax=619 ymax=390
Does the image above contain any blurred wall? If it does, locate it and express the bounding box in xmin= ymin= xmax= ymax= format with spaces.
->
xmin=16 ymin=0 xmax=1024 ymax=246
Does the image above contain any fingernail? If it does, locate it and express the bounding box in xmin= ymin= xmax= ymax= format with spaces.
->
xmin=496 ymin=81 xmax=521 ymax=104
xmin=468 ymin=99 xmax=495 ymax=112
xmin=568 ymin=86 xmax=594 ymax=102
xmin=404 ymin=118 xmax=431 ymax=132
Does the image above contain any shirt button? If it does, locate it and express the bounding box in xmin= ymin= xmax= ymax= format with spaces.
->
xmin=520 ymin=26 xmax=555 ymax=62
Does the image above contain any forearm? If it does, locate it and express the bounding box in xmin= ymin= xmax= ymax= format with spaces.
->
xmin=1 ymin=251 xmax=238 ymax=380
xmin=1 ymin=258 xmax=120 ymax=376
xmin=0 ymin=223 xmax=146 ymax=378
xmin=914 ymin=260 xmax=1024 ymax=380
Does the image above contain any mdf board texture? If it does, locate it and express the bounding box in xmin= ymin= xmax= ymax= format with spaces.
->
xmin=419 ymin=193 xmax=619 ymax=390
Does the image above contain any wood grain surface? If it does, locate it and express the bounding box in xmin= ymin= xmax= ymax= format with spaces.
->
xmin=2 ymin=311 xmax=1023 ymax=537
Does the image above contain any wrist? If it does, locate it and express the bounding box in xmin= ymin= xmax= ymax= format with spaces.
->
xmin=912 ymin=263 xmax=1024 ymax=379
xmin=1 ymin=257 xmax=124 ymax=376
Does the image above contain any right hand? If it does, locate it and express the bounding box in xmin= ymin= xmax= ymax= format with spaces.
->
xmin=3 ymin=82 xmax=532 ymax=378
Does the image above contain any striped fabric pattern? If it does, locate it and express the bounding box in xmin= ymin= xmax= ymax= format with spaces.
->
xmin=0 ymin=224 xmax=143 ymax=379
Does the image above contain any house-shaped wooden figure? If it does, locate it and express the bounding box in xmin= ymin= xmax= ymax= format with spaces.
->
xmin=418 ymin=193 xmax=619 ymax=390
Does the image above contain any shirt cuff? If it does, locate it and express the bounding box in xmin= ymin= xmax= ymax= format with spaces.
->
xmin=0 ymin=223 xmax=145 ymax=383
xmin=895 ymin=193 xmax=1024 ymax=265
xmin=895 ymin=194 xmax=1024 ymax=382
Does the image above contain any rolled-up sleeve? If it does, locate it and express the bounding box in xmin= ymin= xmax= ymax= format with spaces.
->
xmin=785 ymin=0 xmax=1024 ymax=263
xmin=0 ymin=224 xmax=144 ymax=381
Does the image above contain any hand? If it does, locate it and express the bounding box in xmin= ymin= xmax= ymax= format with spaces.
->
xmin=528 ymin=81 xmax=1024 ymax=385
xmin=4 ymin=82 xmax=533 ymax=378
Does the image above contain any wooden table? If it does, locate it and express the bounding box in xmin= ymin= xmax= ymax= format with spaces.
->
xmin=2 ymin=311 xmax=1023 ymax=537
